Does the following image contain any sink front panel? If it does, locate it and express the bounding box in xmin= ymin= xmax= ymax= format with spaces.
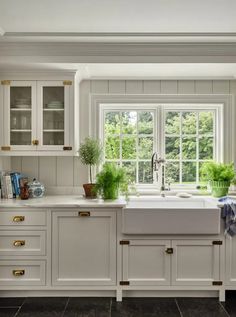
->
xmin=122 ymin=208 xmax=221 ymax=235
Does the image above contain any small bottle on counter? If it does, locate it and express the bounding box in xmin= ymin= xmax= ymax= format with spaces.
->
xmin=20 ymin=181 xmax=30 ymax=200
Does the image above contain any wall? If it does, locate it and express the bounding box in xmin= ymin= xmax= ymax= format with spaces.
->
xmin=10 ymin=79 xmax=236 ymax=193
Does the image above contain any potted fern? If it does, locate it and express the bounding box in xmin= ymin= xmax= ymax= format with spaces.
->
xmin=95 ymin=163 xmax=128 ymax=200
xmin=78 ymin=137 xmax=103 ymax=198
xmin=201 ymin=161 xmax=236 ymax=197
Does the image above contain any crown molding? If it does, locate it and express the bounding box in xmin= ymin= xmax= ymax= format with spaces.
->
xmin=2 ymin=32 xmax=236 ymax=43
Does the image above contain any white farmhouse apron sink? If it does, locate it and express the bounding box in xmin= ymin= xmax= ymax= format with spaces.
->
xmin=122 ymin=197 xmax=220 ymax=234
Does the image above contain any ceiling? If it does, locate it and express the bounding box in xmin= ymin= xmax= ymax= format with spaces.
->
xmin=0 ymin=0 xmax=236 ymax=34
xmin=1 ymin=0 xmax=236 ymax=79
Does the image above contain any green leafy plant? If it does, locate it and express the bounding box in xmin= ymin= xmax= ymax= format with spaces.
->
xmin=201 ymin=162 xmax=235 ymax=182
xmin=95 ymin=163 xmax=128 ymax=200
xmin=78 ymin=137 xmax=103 ymax=184
xmin=201 ymin=161 xmax=236 ymax=197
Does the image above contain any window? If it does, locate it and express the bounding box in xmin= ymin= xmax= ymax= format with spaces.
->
xmin=101 ymin=104 xmax=221 ymax=187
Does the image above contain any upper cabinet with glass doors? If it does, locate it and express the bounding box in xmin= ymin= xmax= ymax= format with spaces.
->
xmin=0 ymin=79 xmax=74 ymax=155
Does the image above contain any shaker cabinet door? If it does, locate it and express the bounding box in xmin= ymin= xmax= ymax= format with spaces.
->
xmin=122 ymin=240 xmax=171 ymax=286
xmin=52 ymin=210 xmax=116 ymax=286
xmin=226 ymin=235 xmax=236 ymax=285
xmin=171 ymin=240 xmax=221 ymax=286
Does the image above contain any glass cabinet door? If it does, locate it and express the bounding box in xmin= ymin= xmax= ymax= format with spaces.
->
xmin=3 ymin=81 xmax=37 ymax=151
xmin=42 ymin=86 xmax=65 ymax=146
xmin=38 ymin=81 xmax=70 ymax=150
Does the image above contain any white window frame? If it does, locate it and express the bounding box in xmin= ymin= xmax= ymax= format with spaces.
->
xmin=99 ymin=102 xmax=223 ymax=190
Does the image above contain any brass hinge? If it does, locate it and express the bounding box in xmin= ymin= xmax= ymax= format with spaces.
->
xmin=212 ymin=240 xmax=223 ymax=245
xmin=63 ymin=146 xmax=72 ymax=151
xmin=212 ymin=281 xmax=223 ymax=286
xmin=120 ymin=240 xmax=130 ymax=245
xmin=120 ymin=281 xmax=130 ymax=286
xmin=32 ymin=140 xmax=39 ymax=146
xmin=165 ymin=247 xmax=174 ymax=254
xmin=1 ymin=146 xmax=11 ymax=151
xmin=1 ymin=80 xmax=11 ymax=85
xmin=63 ymin=80 xmax=72 ymax=86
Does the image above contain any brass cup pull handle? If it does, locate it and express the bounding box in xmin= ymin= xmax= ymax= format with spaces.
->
xmin=78 ymin=211 xmax=90 ymax=217
xmin=165 ymin=248 xmax=173 ymax=254
xmin=13 ymin=269 xmax=25 ymax=277
xmin=13 ymin=216 xmax=25 ymax=222
xmin=13 ymin=240 xmax=25 ymax=247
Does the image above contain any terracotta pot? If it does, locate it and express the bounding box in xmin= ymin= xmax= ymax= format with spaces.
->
xmin=83 ymin=183 xmax=97 ymax=198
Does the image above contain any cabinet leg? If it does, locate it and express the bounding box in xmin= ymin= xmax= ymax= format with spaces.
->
xmin=219 ymin=289 xmax=225 ymax=302
xmin=116 ymin=289 xmax=122 ymax=302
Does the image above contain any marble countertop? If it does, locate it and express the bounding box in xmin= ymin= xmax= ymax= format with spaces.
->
xmin=0 ymin=195 xmax=127 ymax=208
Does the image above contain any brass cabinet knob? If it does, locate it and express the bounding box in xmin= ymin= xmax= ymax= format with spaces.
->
xmin=13 ymin=240 xmax=25 ymax=247
xmin=13 ymin=270 xmax=25 ymax=277
xmin=13 ymin=216 xmax=25 ymax=222
xmin=32 ymin=140 xmax=39 ymax=145
xmin=78 ymin=211 xmax=90 ymax=217
xmin=165 ymin=247 xmax=174 ymax=254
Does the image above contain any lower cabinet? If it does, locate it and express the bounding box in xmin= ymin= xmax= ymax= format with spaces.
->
xmin=121 ymin=239 xmax=222 ymax=287
xmin=225 ymin=235 xmax=236 ymax=285
xmin=52 ymin=210 xmax=116 ymax=286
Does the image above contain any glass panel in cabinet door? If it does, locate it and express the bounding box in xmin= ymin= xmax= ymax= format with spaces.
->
xmin=10 ymin=87 xmax=32 ymax=145
xmin=42 ymin=86 xmax=65 ymax=146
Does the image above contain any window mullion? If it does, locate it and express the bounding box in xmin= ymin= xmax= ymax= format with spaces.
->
xmin=180 ymin=111 xmax=183 ymax=184
xmin=196 ymin=111 xmax=199 ymax=184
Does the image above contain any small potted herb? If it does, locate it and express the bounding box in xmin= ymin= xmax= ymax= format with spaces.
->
xmin=78 ymin=137 xmax=103 ymax=198
xmin=201 ymin=161 xmax=236 ymax=197
xmin=95 ymin=163 xmax=128 ymax=200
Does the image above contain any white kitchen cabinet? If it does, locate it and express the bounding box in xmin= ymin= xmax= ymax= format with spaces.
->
xmin=52 ymin=210 xmax=116 ymax=286
xmin=120 ymin=239 xmax=222 ymax=287
xmin=172 ymin=240 xmax=221 ymax=286
xmin=121 ymin=239 xmax=171 ymax=286
xmin=225 ymin=235 xmax=236 ymax=285
xmin=0 ymin=79 xmax=74 ymax=155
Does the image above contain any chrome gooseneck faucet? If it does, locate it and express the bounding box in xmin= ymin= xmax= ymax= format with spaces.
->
xmin=151 ymin=152 xmax=169 ymax=196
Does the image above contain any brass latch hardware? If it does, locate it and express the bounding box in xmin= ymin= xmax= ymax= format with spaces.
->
xmin=78 ymin=211 xmax=90 ymax=217
xmin=212 ymin=241 xmax=223 ymax=245
xmin=13 ymin=269 xmax=25 ymax=277
xmin=63 ymin=80 xmax=72 ymax=86
xmin=1 ymin=80 xmax=11 ymax=85
xmin=13 ymin=216 xmax=25 ymax=222
xmin=165 ymin=247 xmax=174 ymax=254
xmin=63 ymin=146 xmax=72 ymax=151
xmin=13 ymin=240 xmax=25 ymax=247
xmin=32 ymin=140 xmax=39 ymax=146
xmin=120 ymin=281 xmax=130 ymax=286
xmin=1 ymin=146 xmax=11 ymax=151
xmin=120 ymin=240 xmax=130 ymax=245
xmin=212 ymin=281 xmax=223 ymax=286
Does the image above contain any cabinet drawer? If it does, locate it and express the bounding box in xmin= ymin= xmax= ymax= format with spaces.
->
xmin=0 ymin=210 xmax=47 ymax=226
xmin=0 ymin=260 xmax=46 ymax=286
xmin=0 ymin=231 xmax=46 ymax=256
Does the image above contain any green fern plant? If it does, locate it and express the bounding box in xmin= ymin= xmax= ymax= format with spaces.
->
xmin=95 ymin=163 xmax=128 ymax=200
xmin=201 ymin=162 xmax=235 ymax=182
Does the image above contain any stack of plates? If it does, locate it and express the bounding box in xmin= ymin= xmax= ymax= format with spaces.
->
xmin=14 ymin=98 xmax=31 ymax=108
xmin=46 ymin=101 xmax=64 ymax=109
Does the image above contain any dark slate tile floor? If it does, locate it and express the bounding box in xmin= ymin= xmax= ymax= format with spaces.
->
xmin=0 ymin=291 xmax=235 ymax=317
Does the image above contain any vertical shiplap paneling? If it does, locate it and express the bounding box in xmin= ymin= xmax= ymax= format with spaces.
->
xmin=91 ymin=80 xmax=109 ymax=94
xmin=161 ymin=80 xmax=178 ymax=94
xmin=39 ymin=157 xmax=57 ymax=186
xmin=108 ymin=80 xmax=126 ymax=94
xmin=125 ymin=80 xmax=143 ymax=94
xmin=73 ymin=157 xmax=88 ymax=186
xmin=79 ymin=80 xmax=91 ymax=141
xmin=11 ymin=157 xmax=22 ymax=172
xmin=0 ymin=157 xmax=11 ymax=171
xmin=143 ymin=81 xmax=161 ymax=94
xmin=230 ymin=80 xmax=236 ymax=165
xmin=178 ymin=80 xmax=195 ymax=94
xmin=56 ymin=157 xmax=74 ymax=186
xmin=195 ymin=80 xmax=213 ymax=94
xmin=213 ymin=80 xmax=230 ymax=94
xmin=21 ymin=157 xmax=39 ymax=180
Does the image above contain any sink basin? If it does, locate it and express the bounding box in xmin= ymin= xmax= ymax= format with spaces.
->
xmin=122 ymin=196 xmax=221 ymax=234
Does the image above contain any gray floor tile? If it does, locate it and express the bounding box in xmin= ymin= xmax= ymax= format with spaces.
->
xmin=0 ymin=307 xmax=19 ymax=317
xmin=177 ymin=298 xmax=229 ymax=317
xmin=0 ymin=297 xmax=25 ymax=307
